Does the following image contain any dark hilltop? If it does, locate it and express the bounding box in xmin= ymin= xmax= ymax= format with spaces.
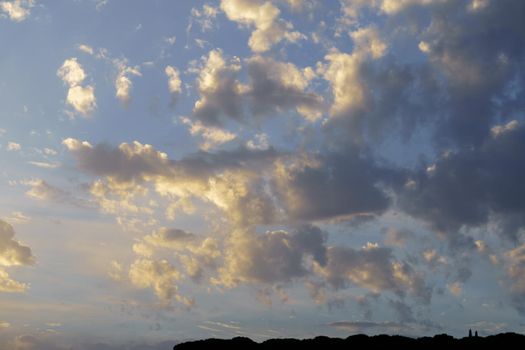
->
xmin=174 ymin=332 xmax=525 ymax=350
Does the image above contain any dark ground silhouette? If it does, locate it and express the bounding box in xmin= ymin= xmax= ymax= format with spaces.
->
xmin=174 ymin=332 xmax=525 ymax=350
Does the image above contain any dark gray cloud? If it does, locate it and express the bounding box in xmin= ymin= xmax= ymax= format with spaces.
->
xmin=398 ymin=122 xmax=525 ymax=241
xmin=64 ymin=138 xmax=280 ymax=183
xmin=274 ymin=148 xmax=400 ymax=222
xmin=418 ymin=0 xmax=525 ymax=147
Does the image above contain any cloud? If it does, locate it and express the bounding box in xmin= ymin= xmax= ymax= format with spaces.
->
xmin=246 ymin=133 xmax=269 ymax=151
xmin=192 ymin=49 xmax=244 ymax=126
xmin=383 ymin=228 xmax=415 ymax=248
xmin=415 ymin=0 xmax=525 ymax=146
xmin=132 ymin=227 xmax=220 ymax=283
xmin=180 ymin=117 xmax=236 ymax=150
xmin=504 ymin=244 xmax=525 ymax=315
xmin=6 ymin=142 xmax=21 ymax=152
xmin=320 ymin=244 xmax=431 ymax=302
xmin=65 ymin=85 xmax=96 ymax=115
xmin=220 ymin=0 xmax=304 ymax=52
xmin=128 ymin=258 xmax=187 ymax=303
xmin=23 ymin=179 xmax=89 ymax=208
xmin=192 ymin=50 xmax=325 ymax=125
xmin=0 ymin=220 xmax=34 ymax=267
xmin=0 ymin=0 xmax=34 ymax=22
xmin=57 ymin=58 xmax=96 ymax=116
xmin=447 ymin=282 xmax=462 ymax=297
xmin=398 ymin=121 xmax=525 ymax=241
xmin=28 ymin=161 xmax=60 ymax=169
xmin=188 ymin=4 xmax=219 ymax=33
xmin=4 ymin=211 xmax=30 ymax=224
xmin=165 ymin=65 xmax=182 ymax=105
xmin=57 ymin=58 xmax=86 ymax=87
xmin=63 ymin=137 xmax=280 ymax=226
xmin=114 ymin=59 xmax=141 ymax=105
xmin=216 ymin=225 xmax=327 ymax=287
xmin=245 ymin=56 xmax=323 ymax=121
xmin=273 ymin=148 xmax=396 ymax=222
xmin=0 ymin=220 xmax=34 ymax=293
xmin=328 ymin=320 xmax=439 ymax=334
xmin=77 ymin=44 xmax=94 ymax=55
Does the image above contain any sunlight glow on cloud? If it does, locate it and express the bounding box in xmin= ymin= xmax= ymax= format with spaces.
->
xmin=1 ymin=0 xmax=525 ymax=346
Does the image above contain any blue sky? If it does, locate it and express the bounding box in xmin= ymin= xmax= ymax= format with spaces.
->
xmin=1 ymin=0 xmax=525 ymax=348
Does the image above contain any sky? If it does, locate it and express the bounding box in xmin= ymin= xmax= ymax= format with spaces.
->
xmin=1 ymin=0 xmax=525 ymax=348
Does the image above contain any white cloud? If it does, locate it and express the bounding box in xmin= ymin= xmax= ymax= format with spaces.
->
xmin=180 ymin=116 xmax=236 ymax=150
xmin=188 ymin=4 xmax=219 ymax=32
xmin=6 ymin=142 xmax=21 ymax=152
xmin=57 ymin=58 xmax=96 ymax=116
xmin=0 ymin=220 xmax=34 ymax=293
xmin=491 ymin=120 xmax=519 ymax=138
xmin=57 ymin=58 xmax=86 ymax=87
xmin=165 ymin=65 xmax=182 ymax=106
xmin=66 ymin=85 xmax=96 ymax=115
xmin=0 ymin=0 xmax=34 ymax=22
xmin=4 ymin=211 xmax=30 ymax=224
xmin=0 ymin=220 xmax=34 ymax=267
xmin=129 ymin=258 xmax=194 ymax=306
xmin=77 ymin=44 xmax=94 ymax=55
xmin=27 ymin=161 xmax=60 ymax=169
xmin=246 ymin=133 xmax=269 ymax=151
xmin=319 ymin=27 xmax=387 ymax=121
xmin=114 ymin=59 xmax=142 ymax=105
xmin=43 ymin=148 xmax=57 ymax=156
xmin=220 ymin=0 xmax=305 ymax=52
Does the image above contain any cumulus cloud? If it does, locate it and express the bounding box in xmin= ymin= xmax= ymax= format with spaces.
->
xmin=63 ymin=137 xmax=280 ymax=226
xmin=65 ymin=85 xmax=96 ymax=115
xmin=320 ymin=244 xmax=431 ymax=302
xmin=192 ymin=49 xmax=244 ymax=125
xmin=0 ymin=220 xmax=34 ymax=267
xmin=180 ymin=116 xmax=236 ymax=150
xmin=165 ymin=65 xmax=182 ymax=105
xmin=318 ymin=27 xmax=388 ymax=129
xmin=192 ymin=50 xmax=324 ymax=125
xmin=273 ymin=148 xmax=396 ymax=221
xmin=114 ymin=59 xmax=141 ymax=105
xmin=216 ymin=225 xmax=327 ymax=287
xmin=0 ymin=220 xmax=34 ymax=293
xmin=399 ymin=121 xmax=525 ymax=241
xmin=6 ymin=142 xmax=21 ymax=152
xmin=415 ymin=0 xmax=525 ymax=146
xmin=57 ymin=58 xmax=86 ymax=87
xmin=245 ymin=56 xmax=323 ymax=121
xmin=0 ymin=0 xmax=34 ymax=22
xmin=57 ymin=58 xmax=96 ymax=116
xmin=220 ymin=0 xmax=304 ymax=52
xmin=128 ymin=258 xmax=191 ymax=304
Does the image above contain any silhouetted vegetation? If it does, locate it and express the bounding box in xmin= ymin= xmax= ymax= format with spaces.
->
xmin=174 ymin=332 xmax=525 ymax=350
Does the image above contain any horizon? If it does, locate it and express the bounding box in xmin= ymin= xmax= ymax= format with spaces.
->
xmin=1 ymin=0 xmax=525 ymax=349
